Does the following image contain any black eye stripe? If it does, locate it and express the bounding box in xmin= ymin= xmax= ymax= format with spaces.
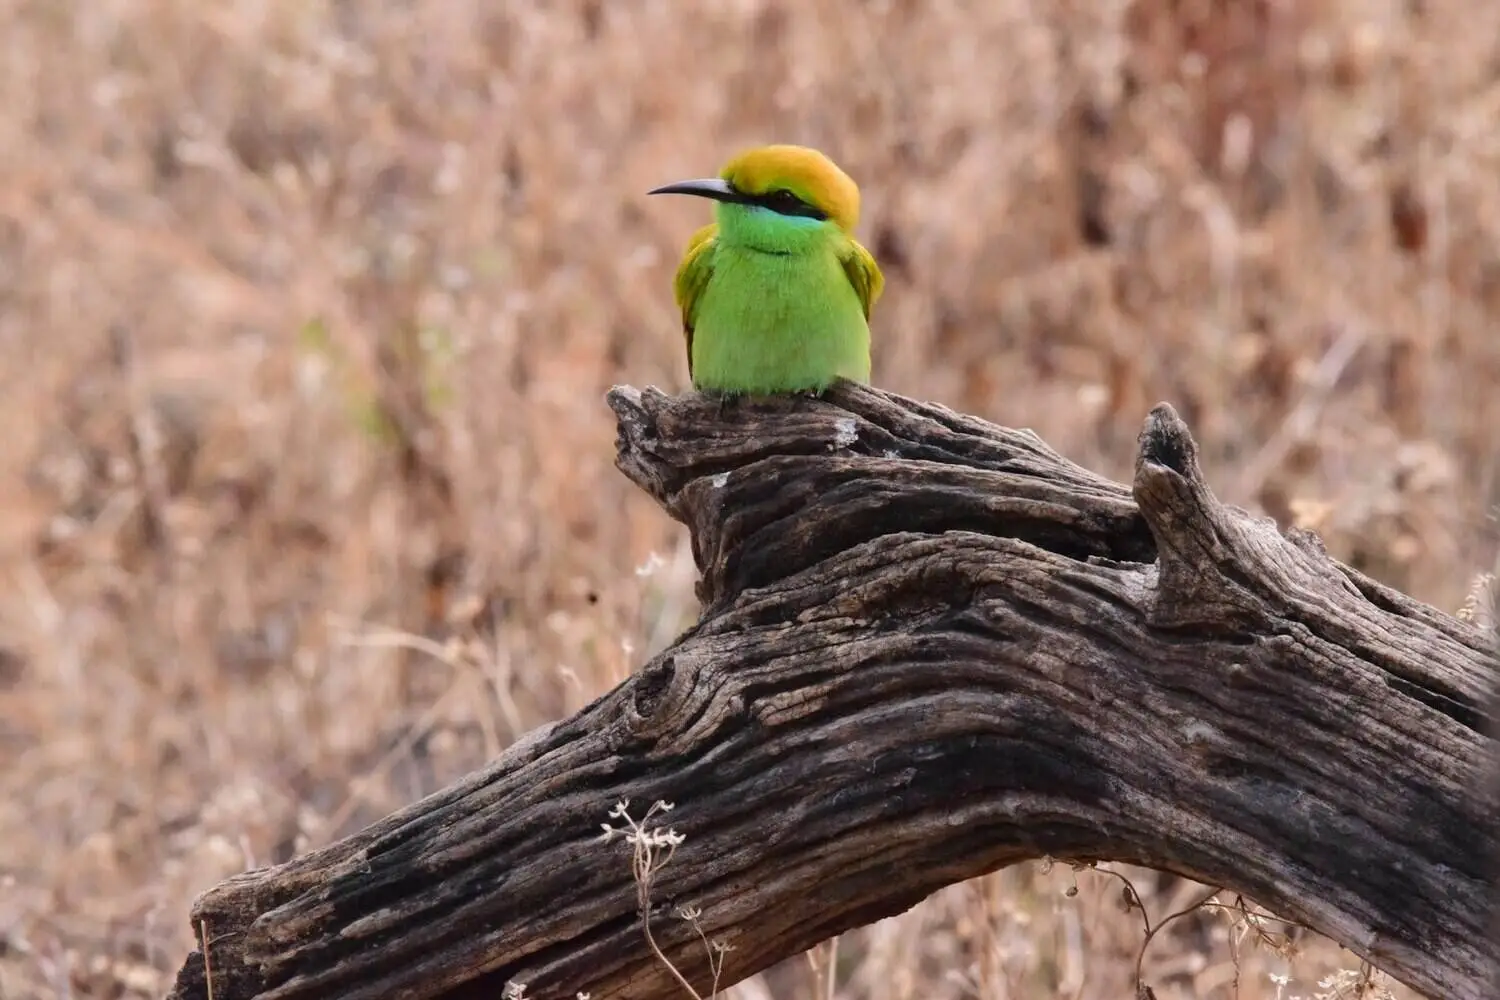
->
xmin=755 ymin=188 xmax=827 ymax=220
xmin=722 ymin=181 xmax=829 ymax=220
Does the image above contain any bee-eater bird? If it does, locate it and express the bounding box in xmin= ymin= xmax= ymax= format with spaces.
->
xmin=648 ymin=144 xmax=884 ymax=395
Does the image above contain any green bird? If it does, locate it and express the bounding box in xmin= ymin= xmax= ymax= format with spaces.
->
xmin=648 ymin=144 xmax=885 ymax=394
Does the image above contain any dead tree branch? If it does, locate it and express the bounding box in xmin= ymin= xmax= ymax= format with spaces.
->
xmin=168 ymin=383 xmax=1498 ymax=1000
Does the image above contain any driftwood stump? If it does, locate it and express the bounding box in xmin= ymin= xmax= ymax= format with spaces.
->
xmin=168 ymin=384 xmax=1498 ymax=1000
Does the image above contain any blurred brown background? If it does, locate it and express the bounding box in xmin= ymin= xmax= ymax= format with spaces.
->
xmin=2 ymin=2 xmax=1497 ymax=998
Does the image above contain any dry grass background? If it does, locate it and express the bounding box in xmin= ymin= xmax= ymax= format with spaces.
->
xmin=1 ymin=1 xmax=1497 ymax=998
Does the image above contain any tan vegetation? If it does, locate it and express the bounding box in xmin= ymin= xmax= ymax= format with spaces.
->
xmin=2 ymin=1 xmax=1497 ymax=998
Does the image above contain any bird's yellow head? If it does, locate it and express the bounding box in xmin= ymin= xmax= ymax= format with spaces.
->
xmin=649 ymin=144 xmax=864 ymax=253
xmin=719 ymin=145 xmax=862 ymax=232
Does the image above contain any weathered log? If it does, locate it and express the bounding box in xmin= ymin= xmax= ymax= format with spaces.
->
xmin=167 ymin=383 xmax=1498 ymax=1000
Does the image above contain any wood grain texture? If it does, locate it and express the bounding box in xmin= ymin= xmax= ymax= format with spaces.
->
xmin=168 ymin=383 xmax=1498 ymax=1000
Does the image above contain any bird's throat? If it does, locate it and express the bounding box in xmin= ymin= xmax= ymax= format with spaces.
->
xmin=715 ymin=203 xmax=835 ymax=256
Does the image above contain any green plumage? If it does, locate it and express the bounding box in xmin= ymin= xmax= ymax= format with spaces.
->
xmin=676 ymin=213 xmax=880 ymax=393
xmin=653 ymin=144 xmax=885 ymax=395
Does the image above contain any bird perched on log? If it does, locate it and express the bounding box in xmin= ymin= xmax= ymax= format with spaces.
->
xmin=649 ymin=144 xmax=884 ymax=395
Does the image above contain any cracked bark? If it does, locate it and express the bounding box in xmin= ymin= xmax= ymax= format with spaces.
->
xmin=167 ymin=383 xmax=1498 ymax=1000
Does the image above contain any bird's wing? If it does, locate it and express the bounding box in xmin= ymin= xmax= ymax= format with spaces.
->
xmin=673 ymin=223 xmax=719 ymax=377
xmin=839 ymin=238 xmax=885 ymax=321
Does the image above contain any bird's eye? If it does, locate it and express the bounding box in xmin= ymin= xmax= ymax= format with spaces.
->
xmin=768 ymin=190 xmax=803 ymax=211
xmin=757 ymin=188 xmax=826 ymax=220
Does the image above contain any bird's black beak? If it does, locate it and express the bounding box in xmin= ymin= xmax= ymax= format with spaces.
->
xmin=647 ymin=178 xmax=751 ymax=204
